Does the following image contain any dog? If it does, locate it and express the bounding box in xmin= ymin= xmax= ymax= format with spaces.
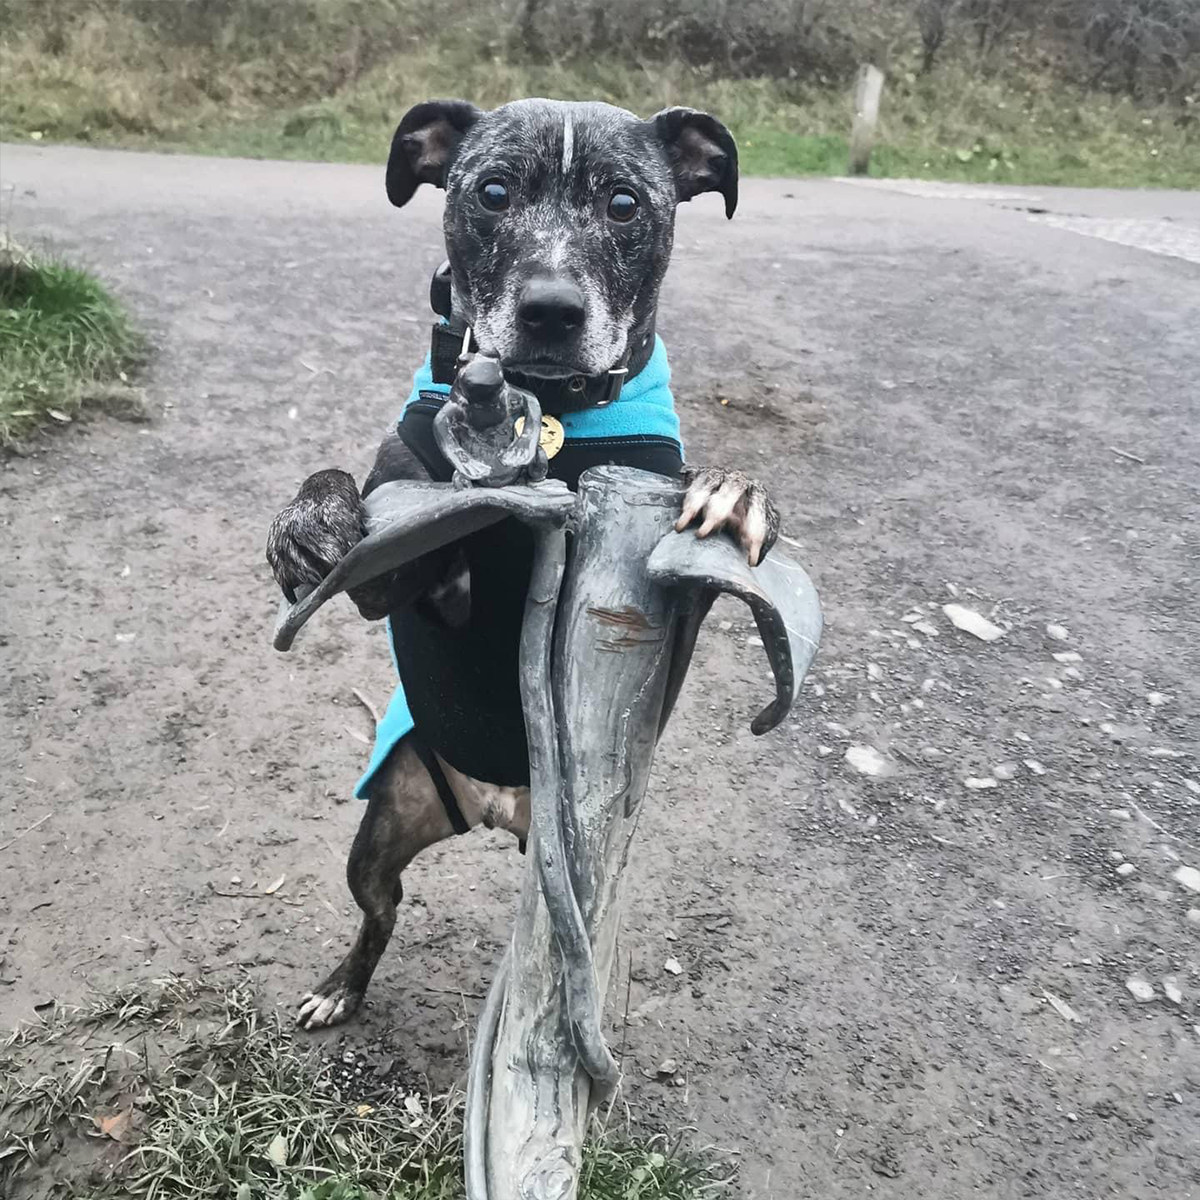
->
xmin=267 ymin=98 xmax=780 ymax=1030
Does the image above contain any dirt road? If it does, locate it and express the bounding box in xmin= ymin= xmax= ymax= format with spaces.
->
xmin=2 ymin=144 xmax=1198 ymax=1198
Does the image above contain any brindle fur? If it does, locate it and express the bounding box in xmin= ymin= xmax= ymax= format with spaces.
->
xmin=269 ymin=97 xmax=779 ymax=1028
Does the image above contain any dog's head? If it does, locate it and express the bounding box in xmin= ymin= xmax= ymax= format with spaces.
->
xmin=386 ymin=98 xmax=737 ymax=378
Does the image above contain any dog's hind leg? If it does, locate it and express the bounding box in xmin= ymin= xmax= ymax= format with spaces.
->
xmin=297 ymin=738 xmax=461 ymax=1030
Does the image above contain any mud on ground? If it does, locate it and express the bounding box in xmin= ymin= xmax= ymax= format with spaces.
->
xmin=1 ymin=146 xmax=1198 ymax=1198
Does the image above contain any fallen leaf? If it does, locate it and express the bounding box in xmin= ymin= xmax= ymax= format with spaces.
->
xmin=46 ymin=409 xmax=72 ymax=423
xmin=267 ymin=1131 xmax=288 ymax=1166
xmin=94 ymin=1110 xmax=133 ymax=1141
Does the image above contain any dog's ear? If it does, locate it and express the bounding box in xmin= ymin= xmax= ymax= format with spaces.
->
xmin=650 ymin=107 xmax=739 ymax=219
xmin=386 ymin=99 xmax=483 ymax=208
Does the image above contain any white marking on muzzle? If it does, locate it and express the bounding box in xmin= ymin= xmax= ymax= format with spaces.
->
xmin=562 ymin=113 xmax=574 ymax=174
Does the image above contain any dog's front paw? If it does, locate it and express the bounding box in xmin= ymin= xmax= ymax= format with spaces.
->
xmin=675 ymin=465 xmax=780 ymax=567
xmin=297 ymin=982 xmax=363 ymax=1030
xmin=266 ymin=468 xmax=366 ymax=602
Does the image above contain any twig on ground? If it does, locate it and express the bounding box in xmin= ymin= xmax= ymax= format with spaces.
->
xmin=352 ymin=687 xmax=382 ymax=724
xmin=1130 ymin=799 xmax=1198 ymax=852
xmin=1109 ymin=446 xmax=1145 ymax=464
xmin=0 ymin=812 xmax=51 ymax=852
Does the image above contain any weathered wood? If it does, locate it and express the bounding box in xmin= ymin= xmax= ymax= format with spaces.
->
xmin=481 ymin=467 xmax=683 ymax=1199
xmin=849 ymin=63 xmax=885 ymax=176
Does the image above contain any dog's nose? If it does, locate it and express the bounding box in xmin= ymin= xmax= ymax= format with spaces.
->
xmin=517 ymin=277 xmax=585 ymax=342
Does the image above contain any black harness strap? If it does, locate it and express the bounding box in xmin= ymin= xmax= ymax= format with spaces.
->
xmin=411 ymin=738 xmax=471 ymax=836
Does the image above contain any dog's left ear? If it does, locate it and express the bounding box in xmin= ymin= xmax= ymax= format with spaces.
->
xmin=651 ymin=107 xmax=739 ymax=219
xmin=386 ymin=99 xmax=483 ymax=208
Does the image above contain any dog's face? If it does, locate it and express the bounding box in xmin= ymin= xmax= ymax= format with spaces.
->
xmin=386 ymin=98 xmax=738 ymax=378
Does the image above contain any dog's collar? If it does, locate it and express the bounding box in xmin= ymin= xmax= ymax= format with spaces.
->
xmin=427 ymin=260 xmax=647 ymax=416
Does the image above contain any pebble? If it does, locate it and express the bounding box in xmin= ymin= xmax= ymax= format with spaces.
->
xmin=943 ymin=603 xmax=1004 ymax=642
xmin=1115 ymin=863 xmax=1136 ymax=878
xmin=1163 ymin=977 xmax=1183 ymax=1005
xmin=1126 ymin=978 xmax=1156 ymax=1003
xmin=964 ymin=776 xmax=998 ymax=790
xmin=1024 ymin=759 xmax=1047 ymax=776
xmin=1186 ymin=909 xmax=1200 ymax=926
xmin=1046 ymin=623 xmax=1069 ymax=641
xmin=1173 ymin=866 xmax=1200 ymax=894
xmin=921 ymin=746 xmax=942 ymax=760
xmin=1062 ymin=667 xmax=1084 ymax=681
xmin=817 ymin=744 xmax=834 ymax=757
xmin=912 ymin=620 xmax=939 ymax=637
xmin=1053 ymin=651 xmax=1082 ymax=663
xmin=867 ymin=662 xmax=884 ymax=682
xmin=1147 ymin=692 xmax=1170 ymax=707
xmin=993 ymin=762 xmax=1018 ymax=781
xmin=845 ymin=745 xmax=894 ymax=777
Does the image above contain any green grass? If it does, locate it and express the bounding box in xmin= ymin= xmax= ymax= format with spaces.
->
xmin=0 ymin=977 xmax=734 ymax=1200
xmin=0 ymin=237 xmax=144 ymax=448
xmin=1 ymin=2 xmax=1196 ymax=188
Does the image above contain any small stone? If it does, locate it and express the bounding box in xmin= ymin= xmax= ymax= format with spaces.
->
xmin=964 ymin=776 xmax=998 ymax=790
xmin=844 ymin=745 xmax=894 ymax=777
xmin=921 ymin=746 xmax=943 ymax=760
xmin=943 ymin=604 xmax=1004 ymax=642
xmin=1115 ymin=863 xmax=1135 ymax=878
xmin=1024 ymin=759 xmax=1046 ymax=776
xmin=1147 ymin=692 xmax=1170 ymax=708
xmin=1171 ymin=866 xmax=1200 ymax=893
xmin=718 ymin=620 xmax=733 ymax=631
xmin=1062 ymin=667 xmax=1084 ymax=682
xmin=1186 ymin=780 xmax=1200 ymax=795
xmin=867 ymin=662 xmax=884 ymax=682
xmin=1185 ymin=908 xmax=1200 ymax=926
xmin=1046 ymin=623 xmax=1069 ymax=641
xmin=993 ymin=762 xmax=1018 ymax=781
xmin=663 ymin=957 xmax=683 ymax=976
xmin=1162 ymin=977 xmax=1183 ymax=1005
xmin=1044 ymin=677 xmax=1063 ymax=691
xmin=912 ymin=620 xmax=939 ymax=637
xmin=1053 ymin=651 xmax=1082 ymax=663
xmin=817 ymin=744 xmax=834 ymax=757
xmin=921 ymin=678 xmax=936 ymax=693
xmin=1109 ymin=808 xmax=1132 ymax=820
xmin=1126 ymin=978 xmax=1155 ymax=1003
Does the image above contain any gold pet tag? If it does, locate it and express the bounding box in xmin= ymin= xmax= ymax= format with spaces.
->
xmin=514 ymin=413 xmax=565 ymax=460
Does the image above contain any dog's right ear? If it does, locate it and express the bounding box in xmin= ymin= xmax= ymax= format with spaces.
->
xmin=386 ymin=99 xmax=482 ymax=208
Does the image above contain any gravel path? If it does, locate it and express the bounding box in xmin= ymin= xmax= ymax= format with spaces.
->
xmin=2 ymin=144 xmax=1199 ymax=1198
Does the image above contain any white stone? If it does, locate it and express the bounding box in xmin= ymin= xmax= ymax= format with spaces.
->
xmin=844 ymin=745 xmax=894 ymax=777
xmin=1024 ymin=759 xmax=1047 ymax=776
xmin=1115 ymin=863 xmax=1135 ymax=877
xmin=1126 ymin=978 xmax=1156 ymax=1003
xmin=912 ymin=620 xmax=939 ymax=637
xmin=1147 ymin=692 xmax=1170 ymax=707
xmin=1172 ymin=866 xmax=1200 ymax=893
xmin=1046 ymin=623 xmax=1069 ymax=641
xmin=867 ymin=662 xmax=884 ymax=682
xmin=943 ymin=604 xmax=1004 ymax=642
xmin=1053 ymin=651 xmax=1082 ymax=663
xmin=1162 ymin=977 xmax=1183 ymax=1005
xmin=964 ymin=776 xmax=998 ymax=790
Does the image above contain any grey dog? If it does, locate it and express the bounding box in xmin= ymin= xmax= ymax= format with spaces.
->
xmin=267 ymin=98 xmax=780 ymax=1029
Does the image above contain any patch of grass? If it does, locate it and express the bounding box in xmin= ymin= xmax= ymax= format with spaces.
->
xmin=0 ymin=977 xmax=734 ymax=1200
xmin=1 ymin=2 xmax=1196 ymax=188
xmin=0 ymin=236 xmax=144 ymax=448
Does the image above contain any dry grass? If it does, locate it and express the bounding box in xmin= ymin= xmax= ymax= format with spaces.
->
xmin=0 ymin=1 xmax=1196 ymax=187
xmin=0 ymin=976 xmax=735 ymax=1200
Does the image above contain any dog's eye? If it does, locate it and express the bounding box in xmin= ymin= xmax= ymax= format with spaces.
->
xmin=607 ymin=189 xmax=639 ymax=222
xmin=478 ymin=179 xmax=510 ymax=212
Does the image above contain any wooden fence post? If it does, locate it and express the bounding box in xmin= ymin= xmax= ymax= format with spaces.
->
xmin=849 ymin=64 xmax=885 ymax=176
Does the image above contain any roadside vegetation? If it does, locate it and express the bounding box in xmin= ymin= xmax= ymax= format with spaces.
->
xmin=0 ymin=234 xmax=143 ymax=448
xmin=1 ymin=0 xmax=1197 ymax=187
xmin=0 ymin=977 xmax=733 ymax=1200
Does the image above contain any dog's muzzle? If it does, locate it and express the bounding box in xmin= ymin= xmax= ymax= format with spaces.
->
xmin=428 ymin=261 xmax=628 ymax=414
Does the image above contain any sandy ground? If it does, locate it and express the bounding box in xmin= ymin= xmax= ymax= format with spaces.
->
xmin=2 ymin=143 xmax=1199 ymax=1198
